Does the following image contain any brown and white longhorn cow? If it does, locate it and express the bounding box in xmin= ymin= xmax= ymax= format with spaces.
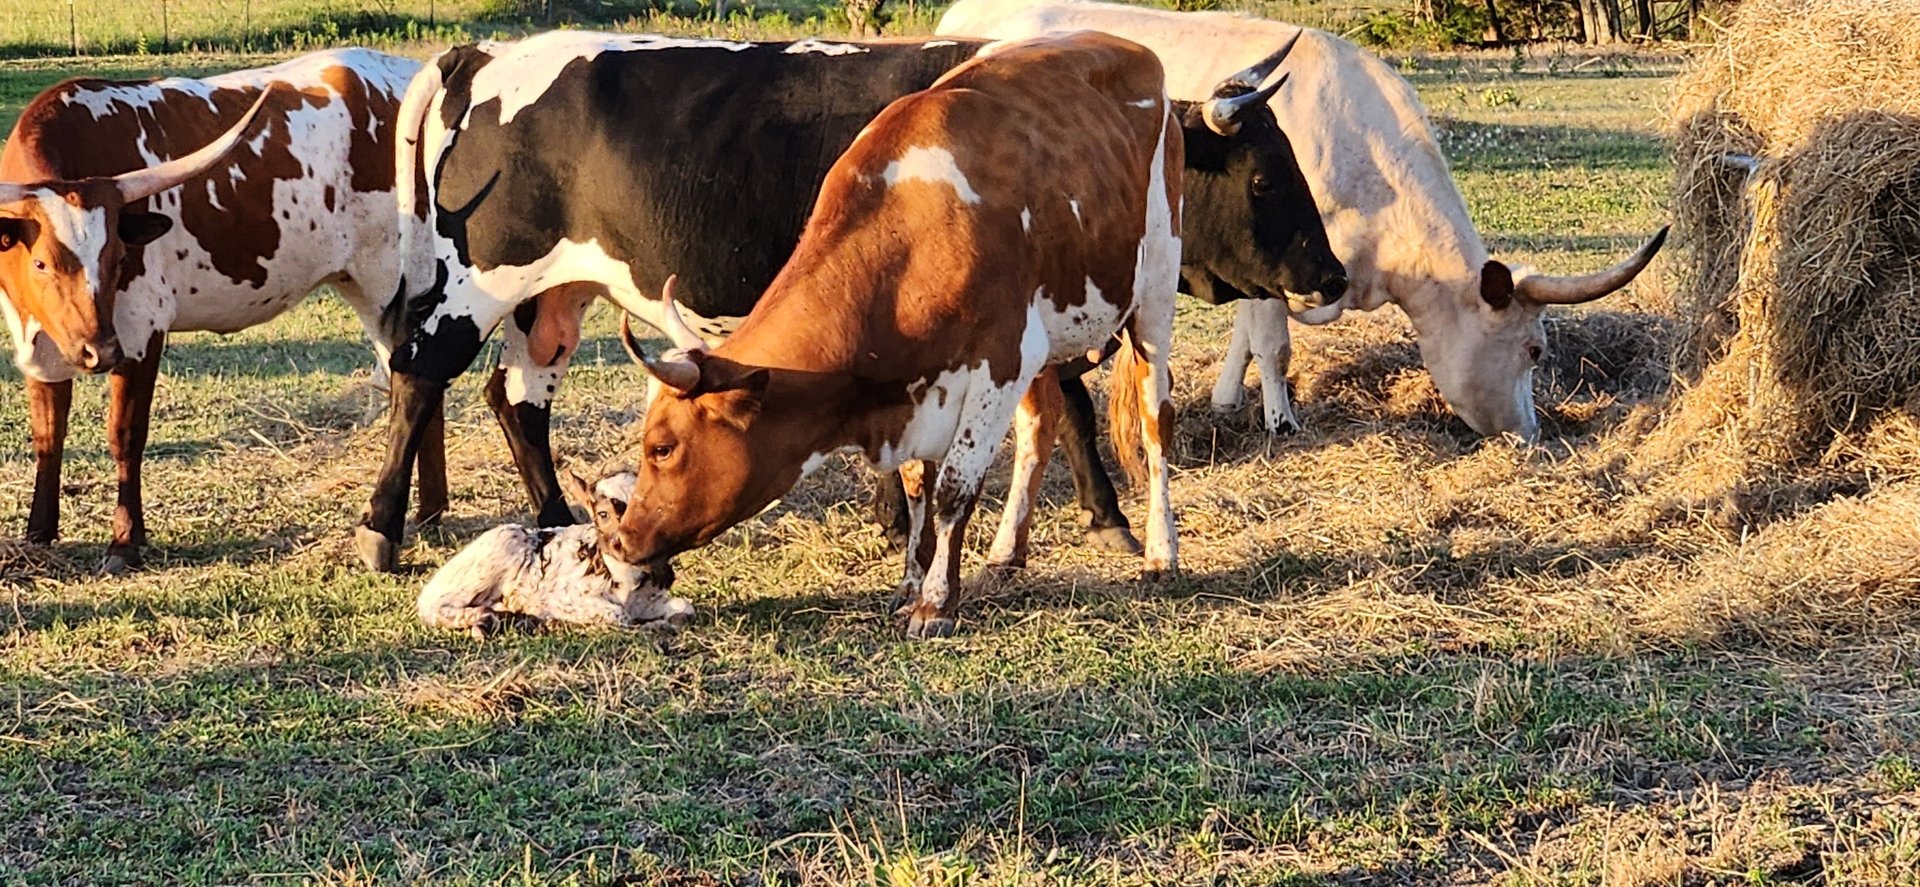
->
xmin=606 ymin=32 xmax=1184 ymax=638
xmin=0 ymin=49 xmax=429 ymax=571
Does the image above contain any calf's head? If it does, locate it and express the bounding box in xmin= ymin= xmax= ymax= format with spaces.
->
xmin=559 ymin=466 xmax=677 ymax=592
xmin=604 ymin=278 xmax=794 ymax=566
xmin=1175 ymin=34 xmax=1346 ymax=308
xmin=0 ymin=86 xmax=277 ymax=373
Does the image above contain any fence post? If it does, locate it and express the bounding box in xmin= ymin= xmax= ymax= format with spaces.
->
xmin=161 ymin=0 xmax=170 ymax=53
xmin=68 ymin=0 xmax=78 ymax=56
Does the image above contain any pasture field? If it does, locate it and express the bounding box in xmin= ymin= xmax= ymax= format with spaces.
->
xmin=3 ymin=29 xmax=1920 ymax=887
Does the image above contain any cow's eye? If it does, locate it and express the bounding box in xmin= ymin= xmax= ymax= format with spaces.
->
xmin=1250 ymin=174 xmax=1273 ymax=195
xmin=31 ymin=259 xmax=47 ymax=273
xmin=648 ymin=443 xmax=675 ymax=461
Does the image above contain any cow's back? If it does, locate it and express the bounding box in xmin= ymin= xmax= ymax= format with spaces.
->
xmin=737 ymin=32 xmax=1177 ymax=376
xmin=418 ymin=33 xmax=984 ymax=327
xmin=936 ymin=0 xmax=1485 ymax=310
xmin=1 ymin=48 xmax=421 ymax=336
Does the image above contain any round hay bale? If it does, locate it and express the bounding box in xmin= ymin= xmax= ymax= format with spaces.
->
xmin=1663 ymin=0 xmax=1920 ymax=467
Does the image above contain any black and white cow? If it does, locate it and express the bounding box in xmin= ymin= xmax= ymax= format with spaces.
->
xmin=356 ymin=31 xmax=1342 ymax=570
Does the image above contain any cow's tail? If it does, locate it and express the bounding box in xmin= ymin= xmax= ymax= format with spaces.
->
xmin=381 ymin=54 xmax=447 ymax=348
xmin=1106 ymin=329 xmax=1150 ymax=489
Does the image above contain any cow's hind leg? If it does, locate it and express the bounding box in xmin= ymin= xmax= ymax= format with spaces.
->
xmin=889 ymin=459 xmax=935 ymax=612
xmin=359 ymin=294 xmax=503 ymax=571
xmin=986 ymin=369 xmax=1062 ymax=574
xmin=25 ymin=378 xmax=73 ymax=546
xmin=103 ymin=332 xmax=165 ymax=574
xmin=486 ymin=284 xmax=594 ymax=528
xmin=1125 ymin=317 xmax=1180 ymax=580
xmin=900 ymin=374 xmax=1031 ymax=639
xmin=1056 ymin=372 xmax=1139 ymax=552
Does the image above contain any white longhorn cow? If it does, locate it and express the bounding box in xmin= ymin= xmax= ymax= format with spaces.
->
xmin=937 ymin=0 xmax=1667 ymax=440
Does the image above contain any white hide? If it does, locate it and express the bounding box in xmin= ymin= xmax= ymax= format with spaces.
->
xmin=882 ymin=146 xmax=984 ymax=205
xmin=936 ymin=0 xmax=1565 ymax=439
xmin=417 ymin=523 xmax=694 ymax=633
xmin=7 ymin=48 xmax=420 ymax=384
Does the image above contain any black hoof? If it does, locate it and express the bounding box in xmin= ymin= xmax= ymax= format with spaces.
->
xmin=1085 ymin=526 xmax=1143 ymax=554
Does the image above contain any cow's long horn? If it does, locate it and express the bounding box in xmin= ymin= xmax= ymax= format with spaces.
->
xmin=657 ymin=274 xmax=707 ymax=352
xmin=0 ymin=183 xmax=29 ymax=205
xmin=621 ymin=313 xmax=702 ymax=392
xmin=1202 ymin=73 xmax=1288 ymax=137
xmin=1515 ymin=226 xmax=1670 ymax=305
xmin=1218 ymin=29 xmax=1304 ymax=92
xmin=112 ymin=83 xmax=279 ymax=203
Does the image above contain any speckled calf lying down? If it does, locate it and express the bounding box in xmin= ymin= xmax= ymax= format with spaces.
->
xmin=417 ymin=471 xmax=691 ymax=636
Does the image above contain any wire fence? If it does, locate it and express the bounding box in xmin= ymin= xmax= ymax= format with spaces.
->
xmin=0 ymin=0 xmax=1377 ymax=58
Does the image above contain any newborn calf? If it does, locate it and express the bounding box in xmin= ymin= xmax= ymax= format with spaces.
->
xmin=417 ymin=471 xmax=691 ymax=636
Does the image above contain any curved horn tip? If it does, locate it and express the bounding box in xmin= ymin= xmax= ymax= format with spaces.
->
xmin=1514 ymin=226 xmax=1671 ymax=306
xmin=656 ymin=273 xmax=708 ymax=352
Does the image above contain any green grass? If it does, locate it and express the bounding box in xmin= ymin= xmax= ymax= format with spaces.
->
xmin=2 ymin=29 xmax=1918 ymax=887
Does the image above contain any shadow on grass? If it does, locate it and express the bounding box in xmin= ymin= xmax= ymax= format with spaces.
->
xmin=0 ymin=597 xmax=1881 ymax=884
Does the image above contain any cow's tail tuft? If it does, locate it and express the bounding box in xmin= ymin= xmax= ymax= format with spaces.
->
xmin=1107 ymin=330 xmax=1150 ymax=489
xmin=384 ymin=54 xmax=446 ymax=347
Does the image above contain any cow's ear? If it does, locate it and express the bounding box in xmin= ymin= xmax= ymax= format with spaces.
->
xmin=699 ymin=365 xmax=769 ymax=430
xmin=0 ymin=217 xmax=39 ymax=252
xmin=1480 ymin=260 xmax=1515 ymax=310
xmin=117 ymin=212 xmax=172 ymax=247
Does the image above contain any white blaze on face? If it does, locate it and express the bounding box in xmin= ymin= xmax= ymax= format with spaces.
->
xmin=35 ymin=193 xmax=110 ymax=303
xmin=1020 ymin=207 xmax=1032 ymax=232
xmin=882 ymin=146 xmax=982 ymax=205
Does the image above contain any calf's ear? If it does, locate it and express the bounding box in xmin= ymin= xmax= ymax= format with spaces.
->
xmin=558 ymin=469 xmax=596 ymax=518
xmin=697 ymin=366 xmax=770 ymax=431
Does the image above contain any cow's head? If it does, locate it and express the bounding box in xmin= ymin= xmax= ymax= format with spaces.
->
xmin=0 ymin=87 xmax=276 ymax=373
xmin=604 ymin=278 xmax=792 ymax=566
xmin=1422 ymin=226 xmax=1669 ymax=440
xmin=1175 ymin=34 xmax=1346 ymax=309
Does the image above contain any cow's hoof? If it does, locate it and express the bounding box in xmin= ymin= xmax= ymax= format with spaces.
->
xmin=99 ymin=551 xmax=138 ymax=575
xmin=354 ymin=526 xmax=399 ymax=573
xmin=1266 ymin=416 xmax=1303 ymax=437
xmin=904 ymin=610 xmax=957 ymax=640
xmin=1141 ymin=567 xmax=1178 ymax=583
xmin=1086 ymin=526 xmax=1143 ymax=554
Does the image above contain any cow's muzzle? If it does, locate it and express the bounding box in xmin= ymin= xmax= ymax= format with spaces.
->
xmin=78 ymin=338 xmax=123 ymax=374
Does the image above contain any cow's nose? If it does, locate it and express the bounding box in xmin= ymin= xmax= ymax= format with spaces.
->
xmin=1320 ymin=273 xmax=1349 ymax=302
xmin=80 ymin=340 xmax=123 ymax=373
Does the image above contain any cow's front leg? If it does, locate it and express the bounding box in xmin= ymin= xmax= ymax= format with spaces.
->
xmin=1246 ymin=300 xmax=1301 ymax=435
xmin=102 ymin=333 xmax=165 ymax=574
xmin=414 ymin=403 xmax=448 ymax=526
xmin=986 ymin=370 xmax=1062 ymax=573
xmin=24 ymin=377 xmax=74 ymax=545
xmin=1209 ymin=302 xmax=1255 ymax=414
xmin=900 ymin=377 xmax=1029 ymax=639
xmin=486 ymin=286 xmax=593 ymax=528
